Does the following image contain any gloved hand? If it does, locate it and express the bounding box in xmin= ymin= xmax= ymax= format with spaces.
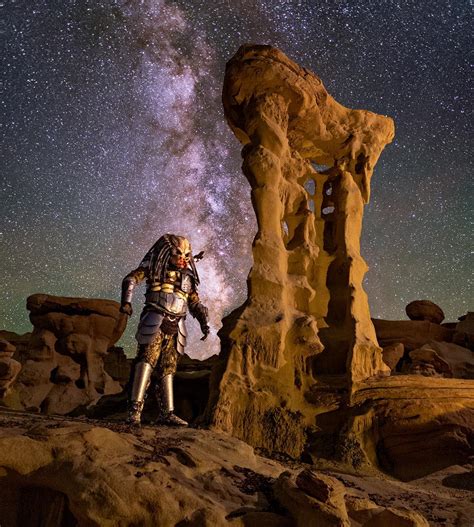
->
xmin=200 ymin=324 xmax=210 ymax=341
xmin=120 ymin=303 xmax=133 ymax=316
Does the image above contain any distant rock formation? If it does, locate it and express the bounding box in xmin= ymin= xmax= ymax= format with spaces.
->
xmin=2 ymin=294 xmax=127 ymax=414
xmin=0 ymin=339 xmax=21 ymax=397
xmin=206 ymin=44 xmax=393 ymax=455
xmin=373 ymin=301 xmax=473 ymax=378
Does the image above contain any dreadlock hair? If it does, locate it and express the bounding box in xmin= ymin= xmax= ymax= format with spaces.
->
xmin=141 ymin=234 xmax=200 ymax=284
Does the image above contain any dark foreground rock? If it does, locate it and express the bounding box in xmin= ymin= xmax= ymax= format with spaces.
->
xmin=1 ymin=411 xmax=473 ymax=527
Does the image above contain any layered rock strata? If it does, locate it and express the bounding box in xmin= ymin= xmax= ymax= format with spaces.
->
xmin=206 ymin=45 xmax=394 ymax=454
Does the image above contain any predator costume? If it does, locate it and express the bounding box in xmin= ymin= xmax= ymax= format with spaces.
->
xmin=120 ymin=234 xmax=209 ymax=426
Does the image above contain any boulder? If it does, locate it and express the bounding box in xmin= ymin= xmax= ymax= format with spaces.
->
xmin=273 ymin=470 xmax=350 ymax=526
xmin=406 ymin=300 xmax=444 ymax=324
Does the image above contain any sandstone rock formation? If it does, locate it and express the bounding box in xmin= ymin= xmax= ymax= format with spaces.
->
xmin=406 ymin=300 xmax=445 ymax=324
xmin=205 ymin=44 xmax=394 ymax=455
xmin=0 ymin=330 xmax=31 ymax=359
xmin=4 ymin=294 xmax=127 ymax=414
xmin=2 ymin=411 xmax=471 ymax=526
xmin=454 ymin=312 xmax=474 ymax=350
xmin=0 ymin=340 xmax=21 ymax=397
xmin=405 ymin=341 xmax=474 ymax=379
xmin=381 ymin=342 xmax=404 ymax=371
xmin=372 ymin=318 xmax=453 ymax=351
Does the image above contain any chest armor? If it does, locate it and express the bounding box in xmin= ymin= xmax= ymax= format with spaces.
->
xmin=145 ymin=269 xmax=193 ymax=316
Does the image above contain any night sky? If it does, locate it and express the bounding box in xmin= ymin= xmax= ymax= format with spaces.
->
xmin=1 ymin=1 xmax=472 ymax=358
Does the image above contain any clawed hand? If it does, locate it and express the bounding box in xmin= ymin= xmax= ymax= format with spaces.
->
xmin=200 ymin=325 xmax=210 ymax=341
xmin=120 ymin=303 xmax=133 ymax=316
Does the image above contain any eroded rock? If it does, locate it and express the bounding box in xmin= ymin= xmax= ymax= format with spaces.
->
xmin=372 ymin=318 xmax=453 ymax=351
xmin=454 ymin=312 xmax=474 ymax=351
xmin=206 ymin=44 xmax=393 ymax=455
xmin=4 ymin=294 xmax=127 ymax=414
xmin=406 ymin=300 xmax=445 ymax=324
xmin=0 ymin=340 xmax=21 ymax=397
xmin=382 ymin=342 xmax=404 ymax=371
xmin=405 ymin=341 xmax=474 ymax=379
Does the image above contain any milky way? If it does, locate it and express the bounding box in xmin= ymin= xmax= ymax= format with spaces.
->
xmin=1 ymin=1 xmax=472 ymax=358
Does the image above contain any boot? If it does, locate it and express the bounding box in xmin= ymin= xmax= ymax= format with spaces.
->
xmin=126 ymin=361 xmax=152 ymax=426
xmin=156 ymin=373 xmax=188 ymax=426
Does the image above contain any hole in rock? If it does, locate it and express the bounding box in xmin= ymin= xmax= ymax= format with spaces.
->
xmin=311 ymin=162 xmax=331 ymax=172
xmin=281 ymin=221 xmax=289 ymax=236
xmin=50 ymin=366 xmax=59 ymax=383
xmin=355 ymin=152 xmax=367 ymax=174
xmin=326 ymin=184 xmax=333 ymax=196
xmin=322 ymin=206 xmax=335 ymax=215
xmin=304 ymin=179 xmax=315 ymax=195
xmin=308 ymin=200 xmax=315 ymax=212
xmin=75 ymin=378 xmax=85 ymax=389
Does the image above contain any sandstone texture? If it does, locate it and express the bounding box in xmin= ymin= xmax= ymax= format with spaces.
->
xmin=454 ymin=312 xmax=474 ymax=350
xmin=372 ymin=318 xmax=454 ymax=351
xmin=1 ymin=411 xmax=472 ymax=527
xmin=404 ymin=341 xmax=474 ymax=379
xmin=381 ymin=342 xmax=404 ymax=371
xmin=0 ymin=340 xmax=21 ymax=397
xmin=1 ymin=294 xmax=127 ymax=414
xmin=206 ymin=44 xmax=393 ymax=455
xmin=406 ymin=300 xmax=445 ymax=324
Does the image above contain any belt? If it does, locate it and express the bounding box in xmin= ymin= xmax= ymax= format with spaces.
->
xmin=143 ymin=302 xmax=186 ymax=318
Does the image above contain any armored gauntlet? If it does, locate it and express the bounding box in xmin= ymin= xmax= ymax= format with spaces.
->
xmin=189 ymin=302 xmax=210 ymax=340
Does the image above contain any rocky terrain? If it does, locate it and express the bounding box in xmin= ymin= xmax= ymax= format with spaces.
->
xmin=0 ymin=410 xmax=472 ymax=527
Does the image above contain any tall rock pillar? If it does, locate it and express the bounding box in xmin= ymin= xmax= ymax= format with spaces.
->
xmin=207 ymin=45 xmax=394 ymax=456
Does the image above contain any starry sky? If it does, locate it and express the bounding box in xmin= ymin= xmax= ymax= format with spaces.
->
xmin=1 ymin=1 xmax=472 ymax=358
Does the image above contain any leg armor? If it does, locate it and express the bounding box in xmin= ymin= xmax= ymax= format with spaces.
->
xmin=127 ymin=361 xmax=152 ymax=426
xmin=154 ymin=336 xmax=187 ymax=426
xmin=127 ymin=330 xmax=166 ymax=425
xmin=156 ymin=374 xmax=188 ymax=427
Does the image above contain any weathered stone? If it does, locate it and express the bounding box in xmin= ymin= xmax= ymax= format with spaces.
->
xmin=382 ymin=342 xmax=404 ymax=371
xmin=372 ymin=318 xmax=453 ymax=351
xmin=453 ymin=312 xmax=474 ymax=351
xmin=2 ymin=294 xmax=126 ymax=414
xmin=0 ymin=331 xmax=31 ymax=360
xmin=295 ymin=469 xmax=346 ymax=509
xmin=344 ymin=495 xmax=382 ymax=525
xmin=0 ymin=339 xmax=15 ymax=357
xmin=406 ymin=300 xmax=444 ymax=324
xmin=104 ymin=346 xmax=131 ymax=385
xmin=405 ymin=348 xmax=452 ymax=377
xmin=364 ymin=507 xmax=429 ymax=526
xmin=206 ymin=44 xmax=392 ymax=455
xmin=407 ymin=341 xmax=474 ymax=379
xmin=274 ymin=470 xmax=350 ymax=526
xmin=0 ymin=412 xmax=467 ymax=526
xmin=0 ymin=357 xmax=21 ymax=396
